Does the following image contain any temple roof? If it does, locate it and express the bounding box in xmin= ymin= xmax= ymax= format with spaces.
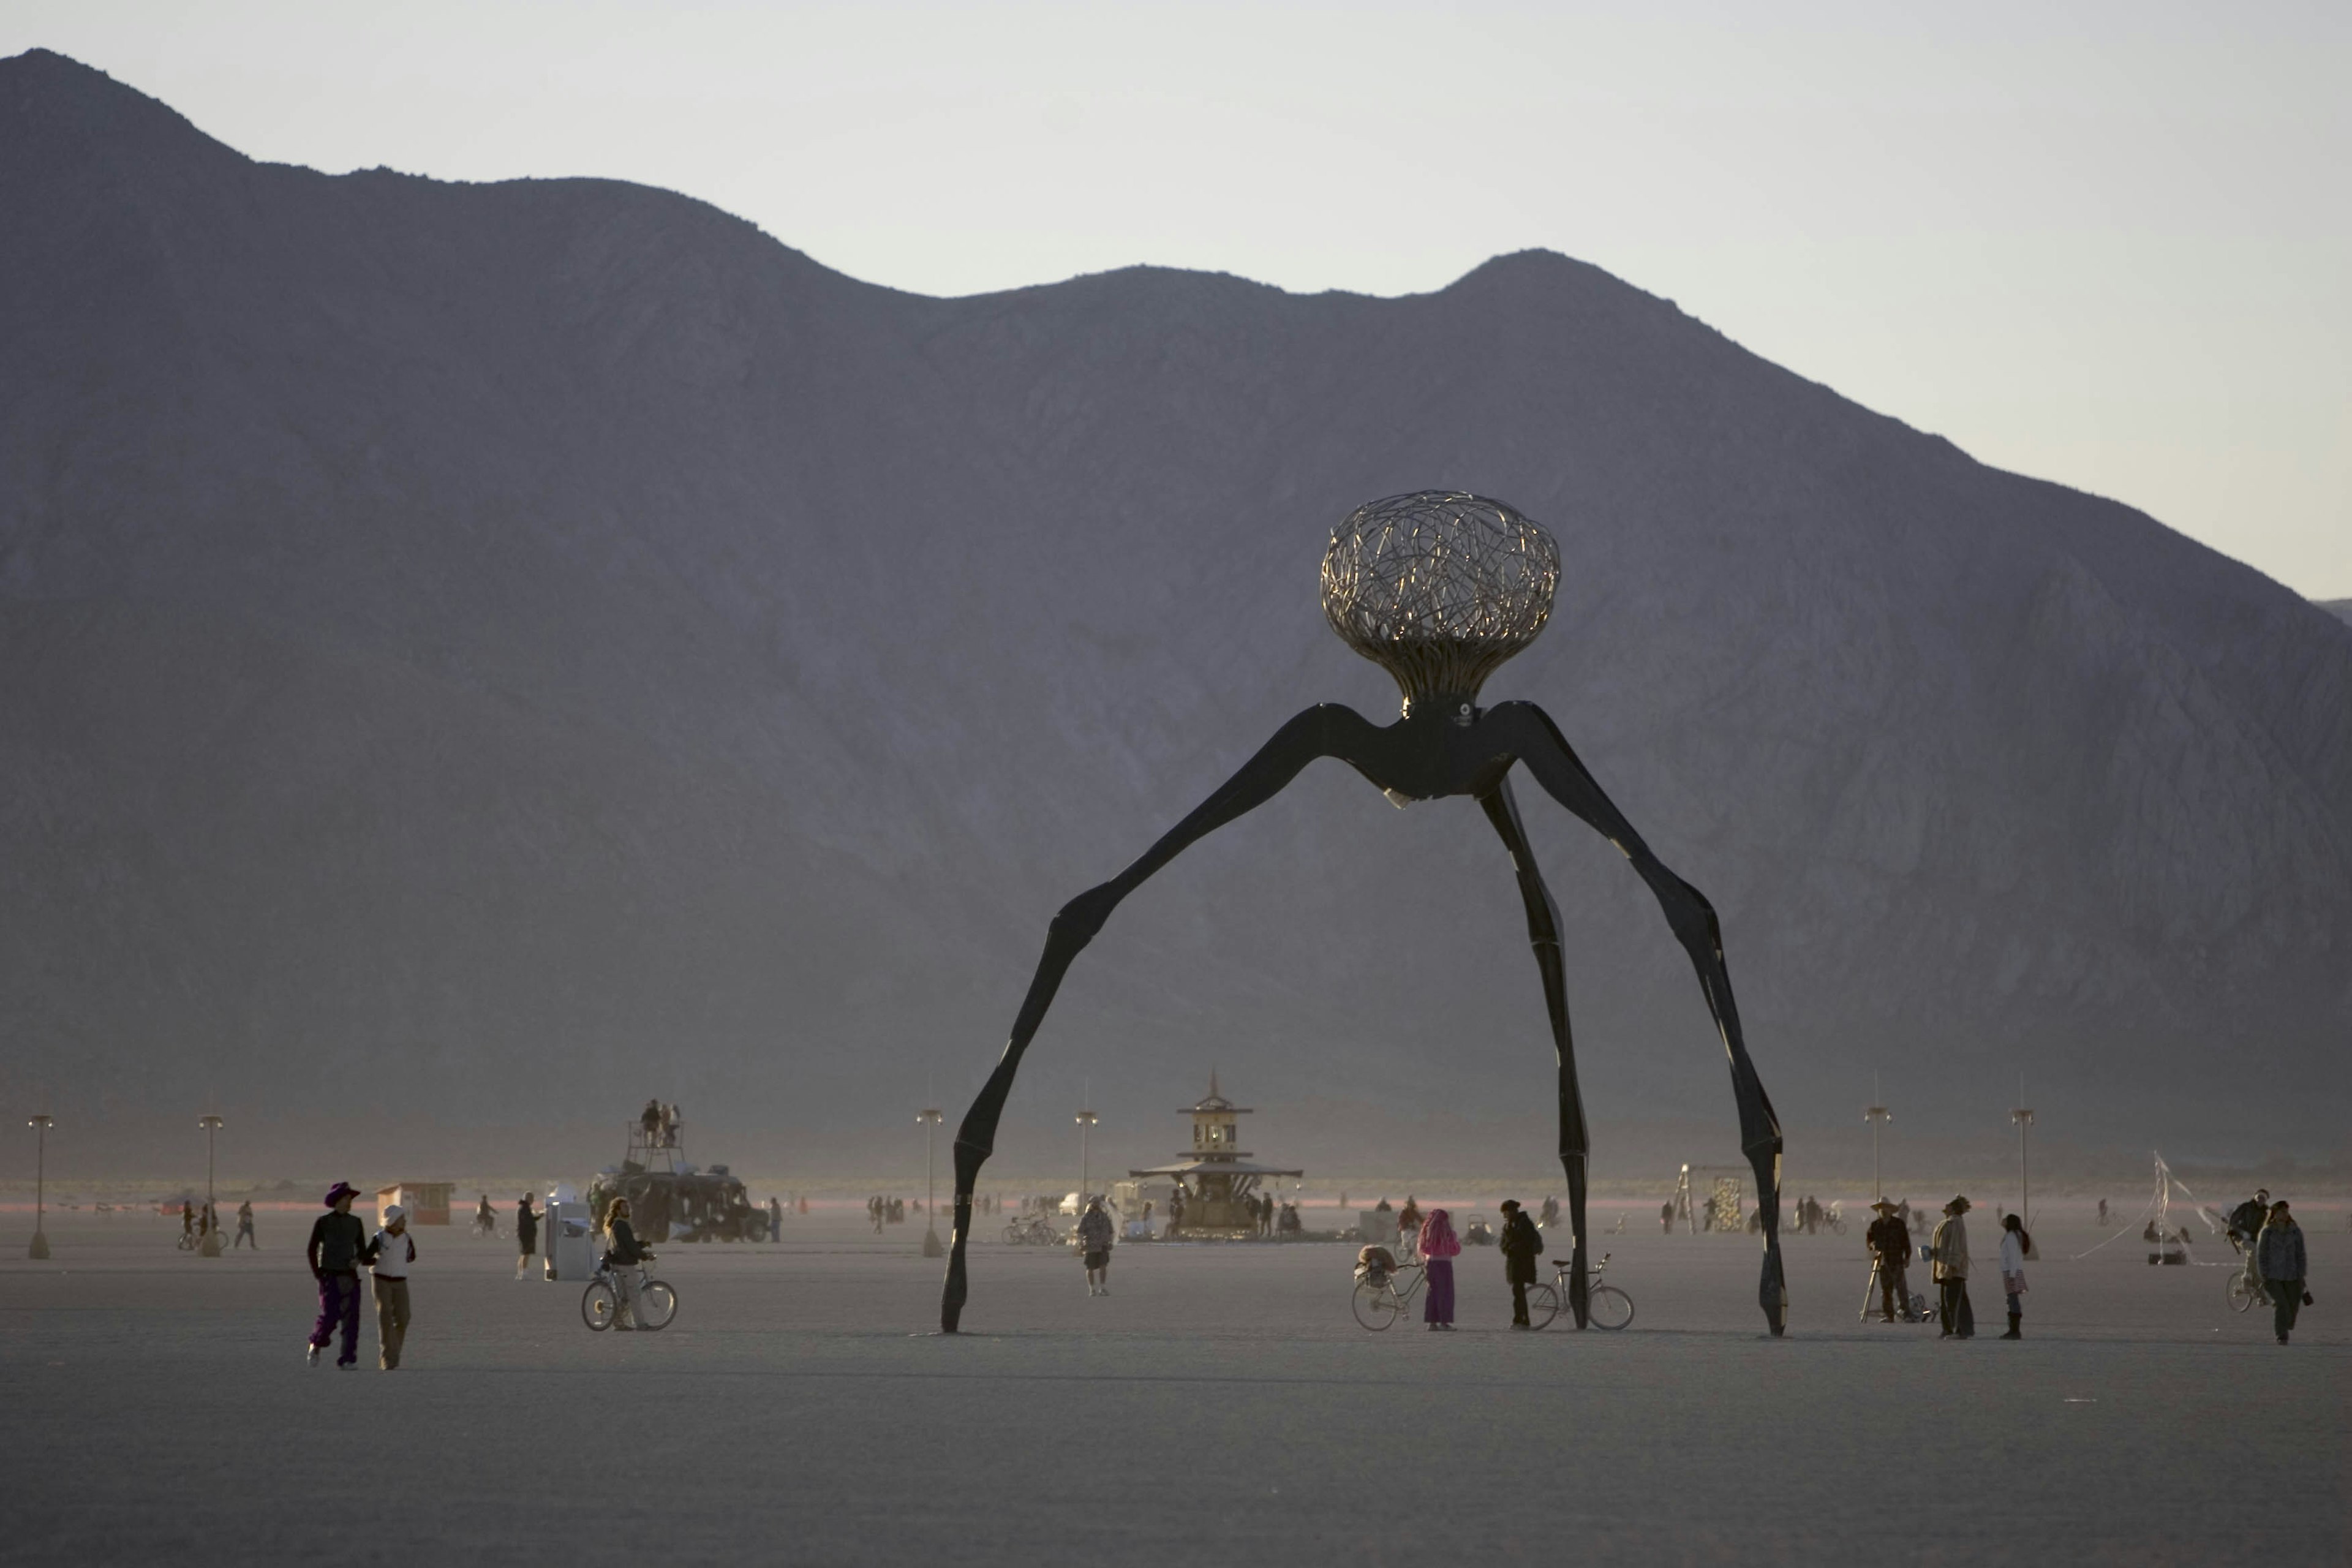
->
xmin=1183 ymin=1067 xmax=1251 ymax=1114
xmin=1128 ymin=1157 xmax=1303 ymax=1178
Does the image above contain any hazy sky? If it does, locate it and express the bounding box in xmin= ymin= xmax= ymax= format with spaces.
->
xmin=12 ymin=2 xmax=2346 ymax=597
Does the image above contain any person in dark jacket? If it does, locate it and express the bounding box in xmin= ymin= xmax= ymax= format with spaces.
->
xmin=1499 ymin=1199 xmax=1543 ymax=1327
xmin=603 ymin=1196 xmax=651 ymax=1329
xmin=2228 ymin=1187 xmax=2273 ymax=1306
xmin=2256 ymin=1201 xmax=2307 ymax=1344
xmin=1866 ymin=1199 xmax=1912 ymax=1322
xmin=305 ymin=1182 xmax=371 ymax=1367
xmin=515 ymin=1192 xmax=539 ymax=1280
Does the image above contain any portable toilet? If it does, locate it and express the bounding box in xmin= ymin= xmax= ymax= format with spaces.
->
xmin=545 ymin=1182 xmax=594 ymax=1281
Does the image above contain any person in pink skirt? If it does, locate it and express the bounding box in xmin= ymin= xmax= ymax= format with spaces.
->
xmin=1419 ymin=1208 xmax=1461 ymax=1331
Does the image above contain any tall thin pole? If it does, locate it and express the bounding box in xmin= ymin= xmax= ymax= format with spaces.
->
xmin=1863 ymin=1075 xmax=1891 ymax=1203
xmin=2009 ymin=1074 xmax=2035 ymax=1229
xmin=917 ymin=1107 xmax=943 ymax=1258
xmin=1076 ymin=1094 xmax=1098 ymax=1207
xmin=197 ymin=1115 xmax=224 ymax=1257
xmin=28 ymin=1114 xmax=53 ymax=1260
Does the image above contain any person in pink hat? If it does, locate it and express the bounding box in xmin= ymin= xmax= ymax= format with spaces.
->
xmin=1418 ymin=1207 xmax=1461 ymax=1330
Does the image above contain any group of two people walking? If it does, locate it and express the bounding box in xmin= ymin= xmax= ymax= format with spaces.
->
xmin=303 ymin=1181 xmax=416 ymax=1370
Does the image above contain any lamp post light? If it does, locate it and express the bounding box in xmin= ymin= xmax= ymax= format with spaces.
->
xmin=1864 ymin=1074 xmax=1892 ymax=1202
xmin=916 ymin=1108 xmax=944 ymax=1258
xmin=2009 ymin=1080 xmax=2035 ymax=1231
xmin=28 ymin=1114 xmax=53 ymax=1260
xmin=197 ymin=1114 xmax=224 ymax=1257
xmin=1075 ymin=1106 xmax=1098 ymax=1207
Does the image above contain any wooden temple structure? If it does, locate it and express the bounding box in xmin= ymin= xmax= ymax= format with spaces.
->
xmin=1128 ymin=1072 xmax=1302 ymax=1235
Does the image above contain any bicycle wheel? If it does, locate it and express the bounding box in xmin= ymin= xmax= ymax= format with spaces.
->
xmin=637 ymin=1280 xmax=678 ymax=1331
xmin=1589 ymin=1284 xmax=1634 ymax=1330
xmin=1522 ymin=1281 xmax=1560 ymax=1330
xmin=2225 ymin=1273 xmax=2258 ymax=1314
xmin=581 ymin=1280 xmax=617 ymax=1332
xmin=1352 ymin=1279 xmax=1402 ymax=1330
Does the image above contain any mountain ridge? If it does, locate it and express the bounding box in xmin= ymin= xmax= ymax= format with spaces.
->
xmin=2 ymin=48 xmax=2345 ymax=1176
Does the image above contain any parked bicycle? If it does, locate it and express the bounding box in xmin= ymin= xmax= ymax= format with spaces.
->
xmin=1351 ymin=1248 xmax=1427 ymax=1330
xmin=1523 ymin=1251 xmax=1634 ymax=1330
xmin=581 ymin=1258 xmax=677 ymax=1332
xmin=1003 ymin=1215 xmax=1064 ymax=1246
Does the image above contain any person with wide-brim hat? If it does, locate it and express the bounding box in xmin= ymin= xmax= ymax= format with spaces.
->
xmin=1864 ymin=1199 xmax=1913 ymax=1322
xmin=305 ymin=1182 xmax=371 ymax=1366
xmin=1930 ymin=1195 xmax=1975 ymax=1339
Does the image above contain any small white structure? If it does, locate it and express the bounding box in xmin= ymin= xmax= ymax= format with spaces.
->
xmin=544 ymin=1182 xmax=594 ymax=1281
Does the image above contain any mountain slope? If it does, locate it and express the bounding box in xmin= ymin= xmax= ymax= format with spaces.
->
xmin=2 ymin=49 xmax=2345 ymax=1174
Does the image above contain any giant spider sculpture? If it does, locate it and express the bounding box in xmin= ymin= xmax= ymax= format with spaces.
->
xmin=940 ymin=491 xmax=1787 ymax=1335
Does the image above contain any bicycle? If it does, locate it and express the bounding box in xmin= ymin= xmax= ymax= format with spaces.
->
xmin=1523 ymin=1251 xmax=1634 ymax=1330
xmin=1003 ymin=1216 xmax=1063 ymax=1246
xmin=1350 ymin=1256 xmax=1428 ymax=1330
xmin=469 ymin=1215 xmax=504 ymax=1240
xmin=581 ymin=1257 xmax=678 ymax=1332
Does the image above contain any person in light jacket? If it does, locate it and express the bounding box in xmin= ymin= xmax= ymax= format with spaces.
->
xmin=1931 ymin=1195 xmax=1975 ymax=1340
xmin=367 ymin=1204 xmax=416 ymax=1370
xmin=1997 ymin=1213 xmax=2030 ymax=1339
xmin=2256 ymin=1201 xmax=2307 ymax=1344
xmin=1076 ymin=1197 xmax=1116 ymax=1296
xmin=1418 ymin=1208 xmax=1461 ymax=1330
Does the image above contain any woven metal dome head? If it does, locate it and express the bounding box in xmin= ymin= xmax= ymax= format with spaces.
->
xmin=1320 ymin=491 xmax=1559 ymax=713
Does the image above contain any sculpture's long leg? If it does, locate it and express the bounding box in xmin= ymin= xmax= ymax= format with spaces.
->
xmin=941 ymin=703 xmax=1393 ymax=1332
xmin=1486 ymin=702 xmax=1788 ymax=1335
xmin=1478 ymin=778 xmax=1592 ymax=1329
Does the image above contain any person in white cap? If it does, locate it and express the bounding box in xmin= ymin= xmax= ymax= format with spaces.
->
xmin=367 ymin=1205 xmax=417 ymax=1370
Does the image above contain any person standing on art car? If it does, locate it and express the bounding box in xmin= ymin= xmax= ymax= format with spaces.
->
xmin=1929 ymin=1196 xmax=1975 ymax=1340
xmin=1866 ymin=1200 xmax=1913 ymax=1322
xmin=306 ymin=1182 xmax=371 ymax=1367
xmin=515 ymin=1191 xmax=539 ymax=1280
xmin=1419 ymin=1207 xmax=1461 ymax=1331
xmin=2256 ymin=1202 xmax=2307 ymax=1345
xmin=1997 ymin=1214 xmax=2031 ymax=1339
xmin=1498 ymin=1200 xmax=1544 ymax=1328
xmin=1076 ymin=1197 xmax=1116 ymax=1297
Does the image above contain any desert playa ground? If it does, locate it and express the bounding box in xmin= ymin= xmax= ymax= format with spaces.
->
xmin=4 ymin=1204 xmax=2342 ymax=1566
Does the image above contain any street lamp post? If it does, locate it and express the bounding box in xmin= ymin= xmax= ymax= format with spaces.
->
xmin=2009 ymin=1079 xmax=2035 ymax=1231
xmin=28 ymin=1114 xmax=53 ymax=1260
xmin=1075 ymin=1106 xmax=1098 ymax=1207
xmin=1863 ymin=1074 xmax=1892 ymax=1202
xmin=198 ymin=1114 xmax=224 ymax=1257
xmin=916 ymin=1108 xmax=944 ymax=1258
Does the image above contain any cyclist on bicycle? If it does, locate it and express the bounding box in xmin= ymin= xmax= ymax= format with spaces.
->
xmin=602 ymin=1197 xmax=654 ymax=1330
xmin=474 ymin=1193 xmax=496 ymax=1233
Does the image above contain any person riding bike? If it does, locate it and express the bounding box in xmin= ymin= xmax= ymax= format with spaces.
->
xmin=475 ymin=1193 xmax=497 ymax=1234
xmin=601 ymin=1196 xmax=654 ymax=1330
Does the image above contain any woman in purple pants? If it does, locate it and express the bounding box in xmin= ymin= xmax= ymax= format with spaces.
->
xmin=1419 ymin=1208 xmax=1461 ymax=1331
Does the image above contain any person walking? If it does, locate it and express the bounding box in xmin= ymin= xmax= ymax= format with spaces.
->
xmin=1866 ymin=1199 xmax=1911 ymax=1322
xmin=602 ymin=1196 xmax=650 ymax=1330
xmin=1397 ymin=1196 xmax=1423 ymax=1250
xmin=1076 ymin=1196 xmax=1116 ymax=1296
xmin=1419 ymin=1207 xmax=1461 ymax=1330
xmin=515 ymin=1192 xmax=539 ymax=1280
xmin=2256 ymin=1201 xmax=2307 ymax=1344
xmin=233 ymin=1199 xmax=257 ymax=1250
xmin=305 ymin=1182 xmax=370 ymax=1367
xmin=1499 ymin=1199 xmax=1542 ymax=1328
xmin=181 ymin=1200 xmax=195 ymax=1246
xmin=367 ymin=1204 xmax=416 ymax=1370
xmin=1931 ymin=1195 xmax=1975 ymax=1340
xmin=1998 ymin=1213 xmax=2030 ymax=1338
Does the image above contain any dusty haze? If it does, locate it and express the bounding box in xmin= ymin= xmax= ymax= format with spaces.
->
xmin=2 ymin=51 xmax=2346 ymax=1188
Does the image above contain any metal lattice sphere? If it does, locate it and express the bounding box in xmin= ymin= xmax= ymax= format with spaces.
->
xmin=1320 ymin=491 xmax=1560 ymax=711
